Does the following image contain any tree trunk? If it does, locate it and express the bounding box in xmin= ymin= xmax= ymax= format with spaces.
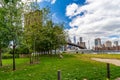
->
xmin=13 ymin=45 xmax=16 ymax=71
xmin=0 ymin=48 xmax=2 ymax=67
xmin=43 ymin=51 xmax=45 ymax=54
xmin=29 ymin=53 xmax=33 ymax=64
xmin=55 ymin=48 xmax=57 ymax=54
xmin=35 ymin=52 xmax=37 ymax=63
xmin=50 ymin=50 xmax=52 ymax=54
xmin=48 ymin=50 xmax=50 ymax=54
xmin=36 ymin=52 xmax=39 ymax=63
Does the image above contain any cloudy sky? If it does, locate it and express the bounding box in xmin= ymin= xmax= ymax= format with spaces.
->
xmin=24 ymin=0 xmax=120 ymax=48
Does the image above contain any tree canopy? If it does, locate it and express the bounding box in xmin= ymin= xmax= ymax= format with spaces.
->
xmin=24 ymin=9 xmax=67 ymax=54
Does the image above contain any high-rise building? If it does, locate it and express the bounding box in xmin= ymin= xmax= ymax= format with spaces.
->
xmin=79 ymin=37 xmax=82 ymax=42
xmin=95 ymin=38 xmax=101 ymax=47
xmin=105 ymin=40 xmax=112 ymax=47
xmin=77 ymin=42 xmax=80 ymax=45
xmin=114 ymin=41 xmax=119 ymax=46
xmin=73 ymin=36 xmax=76 ymax=44
xmin=79 ymin=37 xmax=86 ymax=48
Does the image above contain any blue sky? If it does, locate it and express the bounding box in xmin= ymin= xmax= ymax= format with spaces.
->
xmin=39 ymin=0 xmax=85 ymax=29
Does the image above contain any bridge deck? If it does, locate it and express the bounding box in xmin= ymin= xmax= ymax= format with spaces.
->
xmin=67 ymin=42 xmax=86 ymax=49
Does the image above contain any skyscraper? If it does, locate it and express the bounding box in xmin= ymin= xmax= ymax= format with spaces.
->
xmin=95 ymin=38 xmax=101 ymax=47
xmin=114 ymin=41 xmax=118 ymax=46
xmin=73 ymin=36 xmax=76 ymax=44
xmin=105 ymin=40 xmax=112 ymax=47
xmin=79 ymin=37 xmax=82 ymax=42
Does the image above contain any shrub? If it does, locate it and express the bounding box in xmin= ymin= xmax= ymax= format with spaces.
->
xmin=2 ymin=52 xmax=19 ymax=59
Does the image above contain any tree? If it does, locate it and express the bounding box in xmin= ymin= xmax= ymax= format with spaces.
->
xmin=53 ymin=24 xmax=66 ymax=53
xmin=1 ymin=0 xmax=24 ymax=70
xmin=24 ymin=9 xmax=67 ymax=55
xmin=24 ymin=1 xmax=67 ymax=58
xmin=24 ymin=9 xmax=43 ymax=63
xmin=44 ymin=21 xmax=67 ymax=54
xmin=0 ymin=7 xmax=11 ymax=67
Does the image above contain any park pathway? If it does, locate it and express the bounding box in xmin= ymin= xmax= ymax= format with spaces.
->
xmin=91 ymin=58 xmax=120 ymax=66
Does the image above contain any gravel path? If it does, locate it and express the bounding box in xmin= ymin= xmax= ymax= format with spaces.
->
xmin=91 ymin=58 xmax=120 ymax=66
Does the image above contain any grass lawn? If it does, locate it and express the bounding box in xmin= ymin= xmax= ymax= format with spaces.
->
xmin=0 ymin=54 xmax=120 ymax=80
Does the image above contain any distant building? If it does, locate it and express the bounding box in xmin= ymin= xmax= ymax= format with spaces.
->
xmin=114 ymin=41 xmax=119 ymax=46
xmin=95 ymin=38 xmax=101 ymax=47
xmin=67 ymin=38 xmax=72 ymax=49
xmin=77 ymin=42 xmax=80 ymax=45
xmin=80 ymin=42 xmax=86 ymax=48
xmin=94 ymin=39 xmax=120 ymax=51
xmin=73 ymin=36 xmax=76 ymax=44
xmin=79 ymin=37 xmax=82 ymax=42
xmin=105 ymin=40 xmax=112 ymax=47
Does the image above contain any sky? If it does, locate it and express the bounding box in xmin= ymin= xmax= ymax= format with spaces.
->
xmin=23 ymin=0 xmax=120 ymax=48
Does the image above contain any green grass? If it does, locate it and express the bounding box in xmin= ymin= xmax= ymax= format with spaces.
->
xmin=0 ymin=54 xmax=120 ymax=80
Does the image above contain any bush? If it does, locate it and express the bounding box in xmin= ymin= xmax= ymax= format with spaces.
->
xmin=9 ymin=45 xmax=29 ymax=55
xmin=2 ymin=53 xmax=12 ymax=59
xmin=2 ymin=52 xmax=19 ymax=59
xmin=19 ymin=46 xmax=29 ymax=54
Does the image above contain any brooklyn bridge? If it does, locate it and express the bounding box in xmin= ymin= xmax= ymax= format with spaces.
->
xmin=67 ymin=42 xmax=86 ymax=49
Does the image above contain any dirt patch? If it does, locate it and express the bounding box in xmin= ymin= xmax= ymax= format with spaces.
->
xmin=91 ymin=58 xmax=120 ymax=66
xmin=115 ymin=78 xmax=120 ymax=80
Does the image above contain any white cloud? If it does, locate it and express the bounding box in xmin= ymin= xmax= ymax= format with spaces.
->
xmin=66 ymin=0 xmax=120 ymax=48
xmin=66 ymin=3 xmax=79 ymax=18
xmin=51 ymin=0 xmax=56 ymax=4
xmin=52 ymin=13 xmax=60 ymax=23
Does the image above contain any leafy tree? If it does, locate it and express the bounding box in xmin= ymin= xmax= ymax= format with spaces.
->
xmin=0 ymin=7 xmax=11 ymax=67
xmin=24 ymin=1 xmax=67 ymax=59
xmin=1 ymin=0 xmax=24 ymax=70
xmin=44 ymin=21 xmax=66 ymax=54
xmin=24 ymin=8 xmax=67 ymax=54
xmin=24 ymin=9 xmax=43 ymax=63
